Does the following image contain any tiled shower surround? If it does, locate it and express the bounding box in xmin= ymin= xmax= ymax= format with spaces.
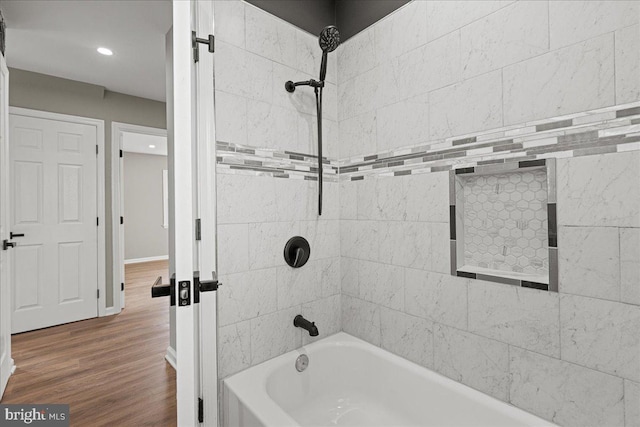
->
xmin=213 ymin=0 xmax=341 ymax=384
xmin=214 ymin=1 xmax=640 ymax=427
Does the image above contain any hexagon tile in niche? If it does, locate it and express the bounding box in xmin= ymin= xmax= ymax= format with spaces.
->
xmin=463 ymin=169 xmax=548 ymax=274
xmin=449 ymin=160 xmax=558 ymax=292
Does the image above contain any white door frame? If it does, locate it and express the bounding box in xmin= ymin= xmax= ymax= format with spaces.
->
xmin=193 ymin=1 xmax=218 ymax=425
xmin=110 ymin=121 xmax=167 ymax=313
xmin=170 ymin=1 xmax=198 ymax=424
xmin=8 ymin=107 xmax=107 ymax=317
xmin=170 ymin=0 xmax=218 ymax=424
xmin=0 ymin=52 xmax=14 ymax=399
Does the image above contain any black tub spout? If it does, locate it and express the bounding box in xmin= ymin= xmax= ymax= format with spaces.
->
xmin=294 ymin=315 xmax=319 ymax=336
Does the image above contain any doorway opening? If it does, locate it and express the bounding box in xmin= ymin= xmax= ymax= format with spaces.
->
xmin=0 ymin=1 xmax=179 ymax=424
xmin=112 ymin=123 xmax=169 ymax=312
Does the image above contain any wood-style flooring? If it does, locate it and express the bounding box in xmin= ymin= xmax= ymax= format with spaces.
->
xmin=1 ymin=260 xmax=176 ymax=426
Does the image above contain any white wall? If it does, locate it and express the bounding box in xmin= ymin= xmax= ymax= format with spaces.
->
xmin=338 ymin=2 xmax=640 ymax=427
xmin=123 ymin=152 xmax=168 ymax=260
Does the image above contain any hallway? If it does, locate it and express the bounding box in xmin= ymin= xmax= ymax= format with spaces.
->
xmin=1 ymin=260 xmax=176 ymax=426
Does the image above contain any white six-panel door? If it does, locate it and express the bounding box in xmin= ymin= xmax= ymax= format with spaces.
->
xmin=9 ymin=113 xmax=99 ymax=334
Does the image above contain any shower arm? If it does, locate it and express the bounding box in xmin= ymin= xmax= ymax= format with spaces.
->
xmin=285 ymin=79 xmax=324 ymax=93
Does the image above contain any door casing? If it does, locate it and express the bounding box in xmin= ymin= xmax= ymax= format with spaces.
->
xmin=169 ymin=0 xmax=218 ymax=424
xmin=0 ymin=51 xmax=14 ymax=400
xmin=110 ymin=121 xmax=168 ymax=315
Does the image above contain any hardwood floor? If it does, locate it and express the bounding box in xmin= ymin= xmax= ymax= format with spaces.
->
xmin=2 ymin=260 xmax=176 ymax=426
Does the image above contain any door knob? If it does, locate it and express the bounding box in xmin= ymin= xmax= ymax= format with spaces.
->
xmin=3 ymin=240 xmax=15 ymax=250
xmin=10 ymin=232 xmax=24 ymax=239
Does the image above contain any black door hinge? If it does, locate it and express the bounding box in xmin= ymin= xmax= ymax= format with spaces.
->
xmin=198 ymin=398 xmax=204 ymax=423
xmin=195 ymin=218 xmax=201 ymax=241
xmin=119 ymin=149 xmax=123 ymax=158
xmin=192 ymin=31 xmax=214 ymax=63
xmin=120 ymin=216 xmax=124 ymax=225
xmin=96 ymin=145 xmax=98 ymax=155
xmin=121 ymin=282 xmax=125 ymax=291
xmin=97 ymin=289 xmax=100 ymax=299
xmin=97 ymin=217 xmax=99 ymax=226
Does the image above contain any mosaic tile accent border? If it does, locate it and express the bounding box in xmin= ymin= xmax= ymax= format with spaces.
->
xmin=341 ymin=101 xmax=640 ymax=180
xmin=215 ymin=101 xmax=640 ymax=180
xmin=216 ymin=141 xmax=339 ymax=181
xmin=449 ymin=159 xmax=558 ymax=292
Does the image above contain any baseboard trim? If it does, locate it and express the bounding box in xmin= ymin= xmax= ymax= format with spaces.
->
xmin=103 ymin=306 xmax=121 ymax=317
xmin=165 ymin=346 xmax=176 ymax=370
xmin=124 ymin=255 xmax=169 ymax=265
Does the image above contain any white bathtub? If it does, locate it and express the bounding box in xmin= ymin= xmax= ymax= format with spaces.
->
xmin=223 ymin=332 xmax=556 ymax=427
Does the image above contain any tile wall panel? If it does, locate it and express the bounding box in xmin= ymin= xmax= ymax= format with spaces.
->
xmin=215 ymin=3 xmax=640 ymax=427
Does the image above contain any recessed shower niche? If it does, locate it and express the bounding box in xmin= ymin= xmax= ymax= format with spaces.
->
xmin=449 ymin=160 xmax=558 ymax=291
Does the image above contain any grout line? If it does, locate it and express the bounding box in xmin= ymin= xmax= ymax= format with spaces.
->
xmin=507 ymin=344 xmax=511 ymax=403
xmin=501 ymin=67 xmax=505 ymax=128
xmin=546 ymin=0 xmax=551 ymax=51
xmin=466 ymin=279 xmax=470 ymax=330
xmin=558 ymin=290 xmax=562 ymax=361
xmin=623 ymin=379 xmax=627 ymax=427
xmin=618 ymin=227 xmax=623 ymax=302
xmin=613 ymin=30 xmax=617 ymax=106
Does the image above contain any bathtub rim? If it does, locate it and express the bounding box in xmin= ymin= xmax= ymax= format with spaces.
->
xmin=223 ymin=331 xmax=558 ymax=427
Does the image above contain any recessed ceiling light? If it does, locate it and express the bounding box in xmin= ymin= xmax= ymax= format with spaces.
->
xmin=148 ymin=144 xmax=156 ymax=148
xmin=97 ymin=47 xmax=113 ymax=56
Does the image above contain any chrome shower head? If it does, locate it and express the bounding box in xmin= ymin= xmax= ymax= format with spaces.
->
xmin=319 ymin=25 xmax=340 ymax=53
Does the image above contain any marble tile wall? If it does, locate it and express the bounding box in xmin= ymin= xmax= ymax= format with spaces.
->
xmin=212 ymin=2 xmax=639 ymax=427
xmin=341 ymin=154 xmax=640 ymax=427
xmin=338 ymin=0 xmax=639 ymax=156
xmin=338 ymin=2 xmax=640 ymax=427
xmin=214 ymin=1 xmax=341 ymax=381
xmin=214 ymin=0 xmax=338 ymax=159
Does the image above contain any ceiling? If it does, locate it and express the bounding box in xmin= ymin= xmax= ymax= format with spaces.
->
xmin=122 ymin=131 xmax=167 ymax=156
xmin=0 ymin=0 xmax=406 ymax=102
xmin=246 ymin=0 xmax=410 ymax=41
xmin=0 ymin=0 xmax=172 ymax=102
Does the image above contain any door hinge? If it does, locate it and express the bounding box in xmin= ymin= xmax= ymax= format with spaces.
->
xmin=120 ymin=216 xmax=124 ymax=225
xmin=119 ymin=149 xmax=123 ymax=158
xmin=198 ymin=397 xmax=204 ymax=423
xmin=96 ymin=144 xmax=99 ymax=155
xmin=195 ymin=218 xmax=201 ymax=241
xmin=97 ymin=289 xmax=100 ymax=299
xmin=192 ymin=31 xmax=214 ymax=63
xmin=194 ymin=271 xmax=220 ymax=293
xmin=97 ymin=217 xmax=99 ymax=226
xmin=121 ymin=282 xmax=125 ymax=291
xmin=193 ymin=271 xmax=221 ymax=305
